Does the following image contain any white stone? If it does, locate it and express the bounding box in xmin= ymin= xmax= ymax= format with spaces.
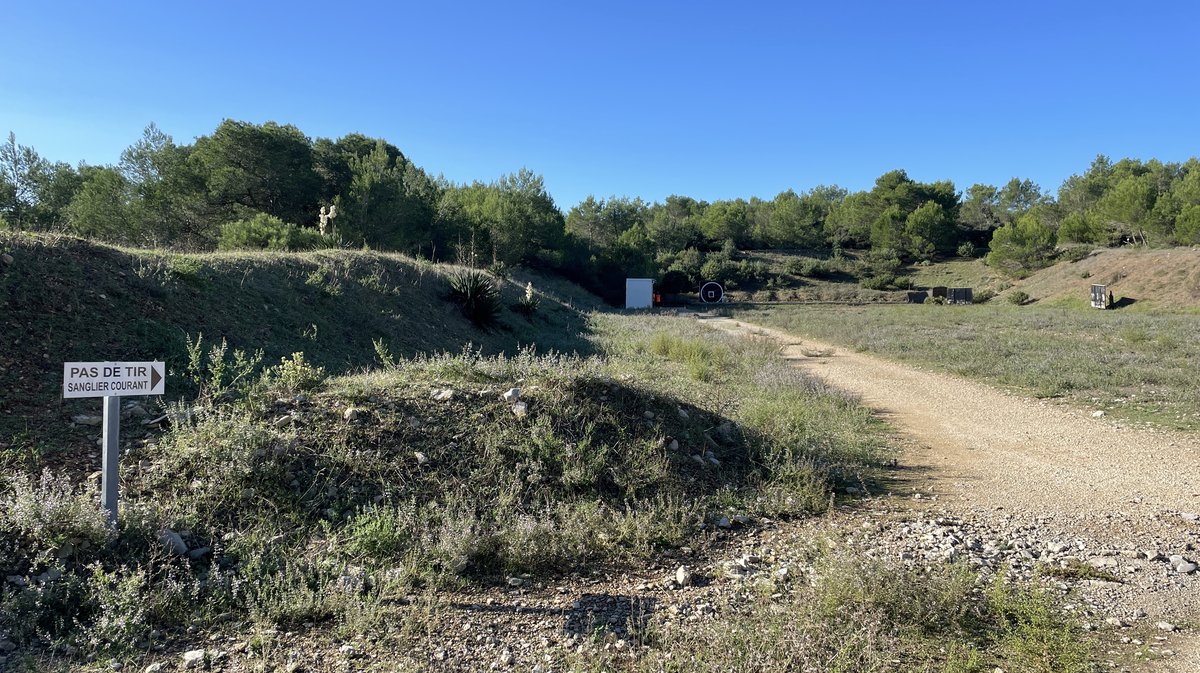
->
xmin=182 ymin=650 xmax=205 ymax=669
xmin=512 ymin=402 xmax=528 ymax=418
xmin=503 ymin=388 xmax=520 ymax=403
xmin=675 ymin=565 xmax=693 ymax=587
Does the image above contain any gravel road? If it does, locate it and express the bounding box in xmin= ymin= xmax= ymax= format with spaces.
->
xmin=709 ymin=316 xmax=1200 ymax=672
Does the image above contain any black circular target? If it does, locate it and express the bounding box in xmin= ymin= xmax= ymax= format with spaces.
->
xmin=699 ymin=281 xmax=724 ymax=303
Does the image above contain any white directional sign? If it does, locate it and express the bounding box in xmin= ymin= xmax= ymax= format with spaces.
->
xmin=63 ymin=361 xmax=165 ymax=399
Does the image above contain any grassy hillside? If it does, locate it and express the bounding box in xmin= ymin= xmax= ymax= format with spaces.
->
xmin=1015 ymin=246 xmax=1200 ymax=310
xmin=0 ymin=232 xmax=599 ymax=465
xmin=706 ymin=246 xmax=1200 ymax=311
xmin=0 ymin=312 xmax=898 ymax=665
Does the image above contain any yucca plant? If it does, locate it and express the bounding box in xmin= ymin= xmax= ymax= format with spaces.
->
xmin=514 ymin=281 xmax=539 ymax=317
xmin=447 ymin=269 xmax=501 ymax=326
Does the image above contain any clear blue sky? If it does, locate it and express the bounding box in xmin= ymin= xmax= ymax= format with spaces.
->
xmin=3 ymin=1 xmax=1198 ymax=209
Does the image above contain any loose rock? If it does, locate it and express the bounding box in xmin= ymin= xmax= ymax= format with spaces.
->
xmin=503 ymin=388 xmax=520 ymax=403
xmin=158 ymin=529 xmax=188 ymax=556
xmin=675 ymin=565 xmax=693 ymax=587
xmin=182 ymin=649 xmax=206 ymax=669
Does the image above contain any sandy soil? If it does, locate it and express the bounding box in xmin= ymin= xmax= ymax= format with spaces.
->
xmin=707 ymin=316 xmax=1200 ymax=672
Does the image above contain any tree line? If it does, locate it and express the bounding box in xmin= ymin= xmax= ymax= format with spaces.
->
xmin=3 ymin=121 xmax=1200 ymax=300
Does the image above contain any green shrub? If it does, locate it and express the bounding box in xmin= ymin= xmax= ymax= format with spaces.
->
xmin=956 ymin=242 xmax=976 ymax=258
xmin=786 ymin=257 xmax=833 ymax=278
xmin=447 ymin=269 xmax=501 ymax=326
xmin=264 ymin=352 xmax=326 ymax=394
xmin=1008 ymin=290 xmax=1030 ymax=305
xmin=973 ymin=289 xmax=996 ymax=304
xmin=658 ymin=269 xmax=692 ymax=294
xmin=699 ymin=257 xmax=738 ymax=284
xmin=860 ymin=275 xmax=896 ymax=291
xmin=1058 ymin=246 xmax=1093 ymax=263
xmin=218 ymin=213 xmax=327 ymax=252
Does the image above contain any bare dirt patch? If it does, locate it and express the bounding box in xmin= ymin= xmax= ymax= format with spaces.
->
xmin=707 ymin=315 xmax=1200 ymax=672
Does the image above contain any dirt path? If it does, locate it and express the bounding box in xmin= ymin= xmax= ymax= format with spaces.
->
xmin=707 ymin=316 xmax=1200 ymax=671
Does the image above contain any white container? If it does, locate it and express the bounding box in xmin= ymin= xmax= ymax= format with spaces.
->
xmin=625 ymin=278 xmax=654 ymax=309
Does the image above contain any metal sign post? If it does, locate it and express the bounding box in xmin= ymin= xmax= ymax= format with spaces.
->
xmin=63 ymin=361 xmax=165 ymax=526
xmin=102 ymin=395 xmax=120 ymax=524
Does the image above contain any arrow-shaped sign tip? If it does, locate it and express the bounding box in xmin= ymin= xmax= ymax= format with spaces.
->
xmin=151 ymin=364 xmax=162 ymax=390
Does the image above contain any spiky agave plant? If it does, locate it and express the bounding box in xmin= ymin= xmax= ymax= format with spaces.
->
xmin=447 ymin=269 xmax=501 ymax=326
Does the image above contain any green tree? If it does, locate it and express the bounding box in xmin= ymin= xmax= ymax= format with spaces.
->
xmin=1175 ymin=204 xmax=1200 ymax=244
xmin=698 ymin=199 xmax=749 ymax=246
xmin=566 ymin=196 xmax=646 ymax=249
xmin=762 ymin=188 xmax=838 ymax=248
xmin=645 ymin=195 xmax=703 ymax=252
xmin=67 ymin=167 xmax=143 ymax=241
xmin=191 ymin=120 xmax=322 ymax=227
xmin=449 ymin=169 xmax=565 ymax=266
xmin=986 ymin=214 xmax=1057 ymax=273
xmin=0 ymin=132 xmax=50 ymax=228
xmin=118 ymin=123 xmax=212 ymax=246
xmin=904 ymin=201 xmax=954 ymax=259
xmin=1057 ymin=212 xmax=1105 ymax=244
xmin=1096 ymin=174 xmax=1157 ymax=245
xmin=336 ymin=140 xmax=438 ymax=254
xmin=869 ymin=205 xmax=905 ymax=251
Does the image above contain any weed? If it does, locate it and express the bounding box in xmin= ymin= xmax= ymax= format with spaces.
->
xmin=184 ymin=333 xmax=265 ymax=401
xmin=1037 ymin=559 xmax=1121 ymax=584
xmin=305 ymin=265 xmax=341 ymax=297
xmin=0 ymin=470 xmax=114 ymax=567
xmin=166 ymin=256 xmax=206 ymax=288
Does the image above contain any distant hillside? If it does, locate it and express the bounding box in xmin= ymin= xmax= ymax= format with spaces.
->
xmin=0 ymin=232 xmax=600 ymax=461
xmin=1015 ymin=247 xmax=1200 ymax=309
xmin=726 ymin=247 xmax=1200 ymax=310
